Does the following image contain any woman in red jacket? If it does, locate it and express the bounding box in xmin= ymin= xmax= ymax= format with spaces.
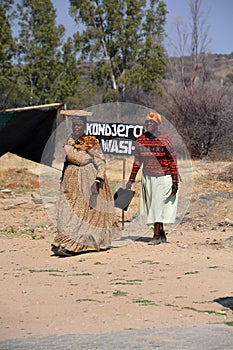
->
xmin=126 ymin=111 xmax=179 ymax=245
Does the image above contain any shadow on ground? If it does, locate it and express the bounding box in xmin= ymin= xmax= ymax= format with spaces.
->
xmin=214 ymin=297 xmax=233 ymax=311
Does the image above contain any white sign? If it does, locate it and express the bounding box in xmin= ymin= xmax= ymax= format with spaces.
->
xmin=87 ymin=122 xmax=144 ymax=155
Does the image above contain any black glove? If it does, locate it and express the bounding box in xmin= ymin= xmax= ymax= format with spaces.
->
xmin=171 ymin=182 xmax=178 ymax=196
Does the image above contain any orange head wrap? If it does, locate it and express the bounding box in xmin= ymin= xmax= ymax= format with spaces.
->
xmin=145 ymin=111 xmax=162 ymax=125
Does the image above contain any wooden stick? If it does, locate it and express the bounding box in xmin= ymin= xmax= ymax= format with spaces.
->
xmin=0 ymin=102 xmax=64 ymax=113
xmin=60 ymin=109 xmax=92 ymax=117
xmin=121 ymin=158 xmax=126 ymax=230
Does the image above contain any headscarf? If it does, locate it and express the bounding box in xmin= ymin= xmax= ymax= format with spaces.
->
xmin=145 ymin=111 xmax=162 ymax=125
xmin=71 ymin=116 xmax=86 ymax=124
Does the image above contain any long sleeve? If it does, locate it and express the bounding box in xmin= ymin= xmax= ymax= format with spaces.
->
xmin=88 ymin=142 xmax=106 ymax=180
xmin=161 ymin=135 xmax=179 ymax=183
xmin=129 ymin=133 xmax=179 ymax=182
xmin=129 ymin=139 xmax=142 ymax=182
xmin=64 ymin=136 xmax=104 ymax=175
xmin=65 ymin=144 xmax=85 ymax=166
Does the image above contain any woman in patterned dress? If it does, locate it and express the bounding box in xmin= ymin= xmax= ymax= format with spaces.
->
xmin=51 ymin=116 xmax=119 ymax=257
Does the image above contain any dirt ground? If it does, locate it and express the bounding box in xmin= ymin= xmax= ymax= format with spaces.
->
xmin=0 ymin=154 xmax=233 ymax=341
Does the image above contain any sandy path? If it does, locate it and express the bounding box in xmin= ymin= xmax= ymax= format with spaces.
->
xmin=0 ymin=225 xmax=232 ymax=341
xmin=0 ymin=158 xmax=232 ymax=341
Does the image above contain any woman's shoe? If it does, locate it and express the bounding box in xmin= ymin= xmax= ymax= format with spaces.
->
xmin=160 ymin=230 xmax=167 ymax=243
xmin=51 ymin=244 xmax=75 ymax=257
xmin=148 ymin=237 xmax=162 ymax=245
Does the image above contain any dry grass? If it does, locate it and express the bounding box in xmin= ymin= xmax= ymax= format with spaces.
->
xmin=0 ymin=167 xmax=40 ymax=192
xmin=1 ymin=154 xmax=232 ymax=197
xmin=105 ymin=157 xmax=137 ymax=182
xmin=191 ymin=160 xmax=233 ymax=191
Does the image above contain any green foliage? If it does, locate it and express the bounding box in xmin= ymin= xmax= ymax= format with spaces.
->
xmin=1 ymin=225 xmax=45 ymax=240
xmin=0 ymin=0 xmax=167 ymax=108
xmin=50 ymin=37 xmax=82 ymax=102
xmin=69 ymin=0 xmax=167 ymax=101
xmin=0 ymin=0 xmax=92 ymax=108
xmin=182 ymin=306 xmax=225 ymax=316
xmin=0 ymin=4 xmax=16 ymax=76
xmin=0 ymin=2 xmax=18 ymax=109
xmin=112 ymin=290 xmax=128 ymax=297
xmin=16 ymin=0 xmax=67 ymax=105
xmin=133 ymin=298 xmax=158 ymax=305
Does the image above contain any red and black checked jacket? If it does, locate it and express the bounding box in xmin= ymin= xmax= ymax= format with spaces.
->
xmin=129 ymin=132 xmax=179 ymax=183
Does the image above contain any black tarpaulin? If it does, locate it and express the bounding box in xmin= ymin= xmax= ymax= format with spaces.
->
xmin=0 ymin=109 xmax=57 ymax=166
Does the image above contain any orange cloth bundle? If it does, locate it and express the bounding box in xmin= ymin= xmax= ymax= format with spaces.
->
xmin=145 ymin=111 xmax=162 ymax=125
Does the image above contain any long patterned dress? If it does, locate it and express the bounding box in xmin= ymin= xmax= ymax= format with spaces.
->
xmin=53 ymin=134 xmax=119 ymax=252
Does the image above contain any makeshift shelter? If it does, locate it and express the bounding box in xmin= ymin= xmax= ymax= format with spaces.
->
xmin=0 ymin=102 xmax=64 ymax=166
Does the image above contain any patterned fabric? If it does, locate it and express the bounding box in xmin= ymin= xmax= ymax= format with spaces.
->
xmin=145 ymin=111 xmax=162 ymax=125
xmin=64 ymin=134 xmax=106 ymax=179
xmin=70 ymin=134 xmax=98 ymax=151
xmin=129 ymin=132 xmax=179 ymax=183
xmin=53 ymin=134 xmax=119 ymax=252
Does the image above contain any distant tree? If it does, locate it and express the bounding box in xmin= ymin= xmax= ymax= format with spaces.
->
xmin=161 ymin=81 xmax=232 ymax=158
xmin=69 ymin=0 xmax=168 ymax=101
xmin=167 ymin=0 xmax=210 ymax=91
xmin=0 ymin=0 xmax=15 ymax=75
xmin=160 ymin=0 xmax=233 ymax=159
xmin=189 ymin=0 xmax=210 ymax=91
xmin=0 ymin=1 xmax=18 ymax=109
xmin=50 ymin=37 xmax=99 ymax=108
xmin=16 ymin=0 xmax=66 ymax=105
xmin=47 ymin=37 xmax=82 ymax=103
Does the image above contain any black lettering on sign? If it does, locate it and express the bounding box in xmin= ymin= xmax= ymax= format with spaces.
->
xmin=86 ymin=122 xmax=144 ymax=155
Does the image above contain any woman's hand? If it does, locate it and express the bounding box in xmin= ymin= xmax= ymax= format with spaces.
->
xmin=171 ymin=182 xmax=178 ymax=196
xmin=64 ymin=144 xmax=73 ymax=154
xmin=126 ymin=181 xmax=133 ymax=190
xmin=90 ymin=180 xmax=103 ymax=209
xmin=91 ymin=179 xmax=103 ymax=194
